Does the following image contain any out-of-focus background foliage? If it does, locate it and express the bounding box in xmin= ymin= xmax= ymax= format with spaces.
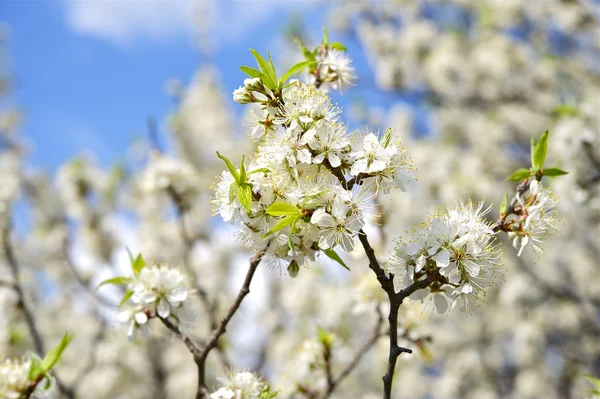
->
xmin=1 ymin=1 xmax=599 ymax=398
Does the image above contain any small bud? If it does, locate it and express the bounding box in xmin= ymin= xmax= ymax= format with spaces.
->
xmin=233 ymin=87 xmax=252 ymax=104
xmin=287 ymin=260 xmax=299 ymax=278
xmin=243 ymin=77 xmax=263 ymax=92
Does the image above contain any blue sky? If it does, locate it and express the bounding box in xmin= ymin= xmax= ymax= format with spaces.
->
xmin=2 ymin=1 xmax=407 ymax=173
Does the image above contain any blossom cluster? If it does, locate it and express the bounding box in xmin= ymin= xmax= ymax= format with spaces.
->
xmin=0 ymin=357 xmax=35 ymax=399
xmin=210 ymin=370 xmax=277 ymax=399
xmin=118 ymin=264 xmax=192 ymax=339
xmin=386 ymin=201 xmax=502 ymax=313
xmin=505 ymin=180 xmax=558 ymax=256
xmin=213 ymin=50 xmax=413 ymax=273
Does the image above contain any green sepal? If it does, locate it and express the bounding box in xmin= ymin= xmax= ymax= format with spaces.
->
xmin=382 ymin=128 xmax=392 ymax=147
xmin=217 ymin=151 xmax=240 ymax=182
xmin=507 ymin=168 xmax=532 ymax=181
xmin=288 ymin=234 xmax=295 ymax=251
xmin=248 ymin=167 xmax=270 ymax=175
xmin=322 ymin=248 xmax=350 ymax=270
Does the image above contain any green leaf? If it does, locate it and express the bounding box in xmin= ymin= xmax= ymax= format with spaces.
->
xmin=322 ymin=248 xmax=350 ymax=270
xmin=248 ymin=167 xmax=270 ymax=175
xmin=238 ymin=184 xmax=253 ymax=212
xmin=229 ymin=181 xmax=239 ymax=203
xmin=131 ymin=254 xmax=146 ymax=275
xmin=507 ymin=168 xmax=532 ymax=181
xmin=288 ymin=234 xmax=295 ymax=251
xmin=41 ymin=333 xmax=74 ymax=372
xmin=217 ymin=151 xmax=240 ymax=182
xmin=279 ymin=60 xmax=314 ymax=85
xmin=262 ymin=214 xmax=299 ymax=238
xmin=265 ymin=202 xmax=302 ymax=216
xmin=532 ymin=130 xmax=549 ymax=169
xmin=382 ymin=128 xmax=392 ymax=147
xmin=28 ymin=353 xmax=44 ymax=379
xmin=95 ymin=276 xmax=132 ymax=292
xmin=267 ymin=51 xmax=278 ymax=82
xmin=250 ymin=49 xmax=277 ymax=90
xmin=239 ymin=66 xmax=263 ymax=79
xmin=552 ymin=104 xmax=578 ymax=117
xmin=331 ymin=41 xmax=347 ymax=51
xmin=317 ymin=326 xmax=333 ymax=348
xmin=239 ymin=154 xmax=247 ymax=183
xmin=543 ymin=167 xmax=569 ymax=177
xmin=499 ymin=193 xmax=509 ymax=214
xmin=322 ymin=26 xmax=329 ymax=46
xmin=294 ymin=38 xmax=316 ymax=62
xmin=118 ymin=289 xmax=134 ymax=307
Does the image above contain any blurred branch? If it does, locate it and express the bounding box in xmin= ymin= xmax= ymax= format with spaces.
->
xmin=1 ymin=226 xmax=75 ymax=399
xmin=322 ymin=308 xmax=386 ymax=399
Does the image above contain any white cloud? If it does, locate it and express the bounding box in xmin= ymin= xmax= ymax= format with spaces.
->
xmin=65 ymin=0 xmax=198 ymax=45
xmin=63 ymin=0 xmax=319 ymax=48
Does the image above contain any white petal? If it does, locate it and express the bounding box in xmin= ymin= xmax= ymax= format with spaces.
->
xmin=157 ymin=298 xmax=171 ymax=318
xmin=434 ymin=250 xmax=450 ymax=268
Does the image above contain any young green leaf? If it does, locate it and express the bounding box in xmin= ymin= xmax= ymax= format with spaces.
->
xmin=239 ymin=154 xmax=247 ymax=183
xmin=238 ymin=184 xmax=253 ymax=212
xmin=131 ymin=254 xmax=146 ymax=275
xmin=239 ymin=66 xmax=263 ymax=79
xmin=248 ymin=167 xmax=270 ymax=175
xmin=217 ymin=151 xmax=240 ymax=182
xmin=262 ymin=214 xmax=299 ymax=238
xmin=542 ymin=167 xmax=569 ymax=177
xmin=532 ymin=130 xmax=549 ymax=169
xmin=267 ymin=51 xmax=278 ymax=82
xmin=279 ymin=60 xmax=314 ymax=86
xmin=382 ymin=128 xmax=392 ymax=147
xmin=265 ymin=202 xmax=302 ymax=216
xmin=499 ymin=193 xmax=509 ymax=214
xmin=118 ymin=289 xmax=134 ymax=307
xmin=95 ymin=276 xmax=132 ymax=292
xmin=322 ymin=26 xmax=329 ymax=46
xmin=41 ymin=333 xmax=74 ymax=372
xmin=288 ymin=234 xmax=295 ymax=251
xmin=294 ymin=38 xmax=316 ymax=62
xmin=250 ymin=49 xmax=277 ymax=90
xmin=507 ymin=168 xmax=532 ymax=181
xmin=322 ymin=248 xmax=350 ymax=270
xmin=28 ymin=353 xmax=44 ymax=379
xmin=330 ymin=41 xmax=347 ymax=51
xmin=229 ymin=181 xmax=239 ymax=203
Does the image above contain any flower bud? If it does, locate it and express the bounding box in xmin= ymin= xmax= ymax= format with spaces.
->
xmin=287 ymin=260 xmax=299 ymax=278
xmin=233 ymin=87 xmax=252 ymax=104
xmin=243 ymin=77 xmax=263 ymax=92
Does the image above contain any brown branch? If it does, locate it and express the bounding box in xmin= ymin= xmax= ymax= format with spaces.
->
xmin=322 ymin=309 xmax=385 ymax=398
xmin=159 ymin=250 xmax=264 ymax=399
xmin=1 ymin=227 xmax=75 ymax=399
